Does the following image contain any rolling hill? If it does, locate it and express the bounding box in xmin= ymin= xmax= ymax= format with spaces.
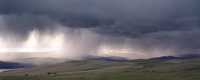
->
xmin=1 ymin=58 xmax=200 ymax=76
xmin=0 ymin=60 xmax=138 ymax=76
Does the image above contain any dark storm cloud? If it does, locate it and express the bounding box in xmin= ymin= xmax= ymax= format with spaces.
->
xmin=0 ymin=0 xmax=198 ymax=36
xmin=179 ymin=53 xmax=200 ymax=59
xmin=2 ymin=15 xmax=56 ymax=36
xmin=0 ymin=0 xmax=200 ymax=57
xmin=0 ymin=0 xmax=115 ymax=29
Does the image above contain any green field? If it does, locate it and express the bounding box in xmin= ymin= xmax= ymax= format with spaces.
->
xmin=1 ymin=59 xmax=200 ymax=80
xmin=1 ymin=71 xmax=200 ymax=80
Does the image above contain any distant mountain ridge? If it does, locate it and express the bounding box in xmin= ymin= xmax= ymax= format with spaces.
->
xmin=149 ymin=56 xmax=187 ymax=60
xmin=84 ymin=56 xmax=128 ymax=62
xmin=0 ymin=61 xmax=34 ymax=69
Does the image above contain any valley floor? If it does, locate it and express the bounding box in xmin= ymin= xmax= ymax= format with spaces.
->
xmin=1 ymin=59 xmax=200 ymax=80
xmin=1 ymin=71 xmax=200 ymax=80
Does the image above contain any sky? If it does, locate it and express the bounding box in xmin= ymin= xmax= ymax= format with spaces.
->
xmin=0 ymin=0 xmax=200 ymax=63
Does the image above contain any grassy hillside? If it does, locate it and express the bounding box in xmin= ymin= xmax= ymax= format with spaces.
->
xmin=148 ymin=59 xmax=200 ymax=72
xmin=0 ymin=60 xmax=139 ymax=76
xmin=1 ymin=59 xmax=200 ymax=80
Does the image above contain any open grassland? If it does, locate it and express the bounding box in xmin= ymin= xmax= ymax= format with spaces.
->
xmin=1 ymin=71 xmax=200 ymax=80
xmin=0 ymin=60 xmax=138 ymax=76
xmin=1 ymin=59 xmax=200 ymax=80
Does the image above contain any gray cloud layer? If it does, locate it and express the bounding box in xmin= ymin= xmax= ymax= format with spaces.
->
xmin=0 ymin=0 xmax=200 ymax=59
xmin=1 ymin=0 xmax=198 ymax=31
